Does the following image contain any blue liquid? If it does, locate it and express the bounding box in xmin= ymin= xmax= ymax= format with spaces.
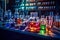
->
xmin=5 ymin=23 xmax=11 ymax=28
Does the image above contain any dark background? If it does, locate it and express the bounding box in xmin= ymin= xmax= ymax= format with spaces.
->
xmin=0 ymin=28 xmax=60 ymax=40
